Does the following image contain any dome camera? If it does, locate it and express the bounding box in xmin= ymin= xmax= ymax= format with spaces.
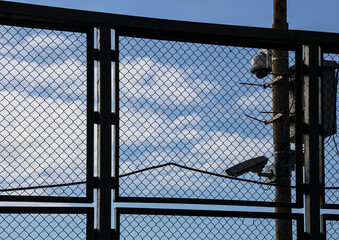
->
xmin=250 ymin=49 xmax=272 ymax=79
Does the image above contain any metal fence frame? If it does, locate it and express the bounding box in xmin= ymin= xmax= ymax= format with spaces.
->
xmin=0 ymin=207 xmax=94 ymax=240
xmin=0 ymin=1 xmax=308 ymax=207
xmin=113 ymin=20 xmax=305 ymax=209
xmin=0 ymin=19 xmax=95 ymax=203
xmin=1 ymin=1 xmax=339 ymax=239
xmin=115 ymin=207 xmax=305 ymax=240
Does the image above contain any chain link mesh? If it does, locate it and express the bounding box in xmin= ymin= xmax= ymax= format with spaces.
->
xmin=322 ymin=53 xmax=339 ymax=206
xmin=325 ymin=219 xmax=339 ymax=240
xmin=0 ymin=25 xmax=88 ymax=198
xmin=0 ymin=212 xmax=87 ymax=240
xmin=119 ymin=212 xmax=298 ymax=240
xmin=119 ymin=36 xmax=297 ymax=203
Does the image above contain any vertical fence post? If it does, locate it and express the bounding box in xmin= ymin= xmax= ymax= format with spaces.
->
xmin=304 ymin=43 xmax=322 ymax=240
xmin=97 ymin=25 xmax=112 ymax=240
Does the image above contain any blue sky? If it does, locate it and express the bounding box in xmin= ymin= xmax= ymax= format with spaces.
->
xmin=6 ymin=0 xmax=339 ymax=33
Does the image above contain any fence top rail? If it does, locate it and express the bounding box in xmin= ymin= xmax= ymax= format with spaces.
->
xmin=0 ymin=1 xmax=339 ymax=48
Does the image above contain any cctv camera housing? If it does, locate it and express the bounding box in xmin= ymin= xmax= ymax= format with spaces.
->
xmin=250 ymin=49 xmax=272 ymax=79
xmin=254 ymin=69 xmax=271 ymax=79
xmin=225 ymin=156 xmax=269 ymax=177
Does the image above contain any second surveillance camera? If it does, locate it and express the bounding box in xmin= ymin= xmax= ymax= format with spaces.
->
xmin=225 ymin=156 xmax=269 ymax=177
xmin=250 ymin=49 xmax=272 ymax=79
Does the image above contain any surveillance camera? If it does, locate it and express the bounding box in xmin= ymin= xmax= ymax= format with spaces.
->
xmin=250 ymin=49 xmax=272 ymax=79
xmin=225 ymin=156 xmax=268 ymax=177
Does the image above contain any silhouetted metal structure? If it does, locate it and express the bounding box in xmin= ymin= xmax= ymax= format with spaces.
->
xmin=0 ymin=1 xmax=338 ymax=239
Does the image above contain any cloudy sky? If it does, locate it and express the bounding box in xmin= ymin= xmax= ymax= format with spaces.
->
xmin=1 ymin=0 xmax=338 ymax=219
xmin=0 ymin=1 xmax=338 ymax=238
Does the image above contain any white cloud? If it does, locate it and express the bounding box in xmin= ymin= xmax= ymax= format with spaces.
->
xmin=237 ymin=88 xmax=272 ymax=112
xmin=0 ymin=89 xmax=87 ymax=196
xmin=120 ymin=57 xmax=220 ymax=107
xmin=0 ymin=27 xmax=84 ymax=56
xmin=118 ymin=56 xmax=275 ymax=199
xmin=0 ymin=56 xmax=87 ymax=101
xmin=0 ymin=28 xmax=87 ymax=197
xmin=0 ymin=37 xmax=276 ymax=202
xmin=192 ymin=131 xmax=272 ymax=168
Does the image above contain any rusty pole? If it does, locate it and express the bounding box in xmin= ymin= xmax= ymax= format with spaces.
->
xmin=272 ymin=1 xmax=292 ymax=240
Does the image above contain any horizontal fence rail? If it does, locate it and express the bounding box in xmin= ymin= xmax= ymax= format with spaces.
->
xmin=0 ymin=22 xmax=94 ymax=202
xmin=0 ymin=207 xmax=94 ymax=240
xmin=116 ymin=208 xmax=304 ymax=240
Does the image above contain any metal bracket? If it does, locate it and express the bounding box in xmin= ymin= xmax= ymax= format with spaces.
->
xmin=303 ymin=183 xmax=309 ymax=195
xmin=94 ymin=112 xmax=117 ymax=125
xmin=93 ymin=49 xmax=117 ymax=62
xmin=94 ymin=111 xmax=100 ymax=124
xmin=264 ymin=113 xmax=284 ymax=125
xmin=111 ymin=50 xmax=117 ymax=62
xmin=245 ymin=114 xmax=266 ymax=123
xmin=93 ymin=177 xmax=100 ymax=189
xmin=264 ymin=75 xmax=284 ymax=88
xmin=93 ymin=49 xmax=100 ymax=61
xmin=93 ymin=177 xmax=115 ymax=189
xmin=263 ymin=165 xmax=276 ymax=183
xmin=92 ymin=229 xmax=116 ymax=239
xmin=111 ymin=112 xmax=117 ymax=125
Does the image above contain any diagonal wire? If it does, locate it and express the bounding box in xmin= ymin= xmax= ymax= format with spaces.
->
xmin=0 ymin=181 xmax=87 ymax=192
xmin=120 ymin=162 xmax=296 ymax=188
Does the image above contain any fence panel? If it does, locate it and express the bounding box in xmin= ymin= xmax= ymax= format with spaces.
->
xmin=322 ymin=214 xmax=339 ymax=240
xmin=322 ymin=52 xmax=339 ymax=208
xmin=116 ymin=34 xmax=303 ymax=207
xmin=0 ymin=207 xmax=93 ymax=240
xmin=116 ymin=208 xmax=304 ymax=240
xmin=0 ymin=23 xmax=94 ymax=202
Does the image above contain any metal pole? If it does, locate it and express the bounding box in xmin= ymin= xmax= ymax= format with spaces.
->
xmin=272 ymin=1 xmax=292 ymax=240
xmin=97 ymin=25 xmax=112 ymax=240
xmin=304 ymin=44 xmax=322 ymax=240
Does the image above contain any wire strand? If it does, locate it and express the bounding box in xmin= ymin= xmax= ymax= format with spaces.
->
xmin=120 ymin=162 xmax=296 ymax=188
xmin=3 ymin=158 xmax=309 ymax=192
xmin=0 ymin=181 xmax=87 ymax=192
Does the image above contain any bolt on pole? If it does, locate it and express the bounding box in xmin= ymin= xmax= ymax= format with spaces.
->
xmin=272 ymin=1 xmax=292 ymax=240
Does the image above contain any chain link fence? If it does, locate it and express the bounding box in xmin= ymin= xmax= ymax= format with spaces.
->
xmin=0 ymin=208 xmax=92 ymax=240
xmin=324 ymin=220 xmax=339 ymax=240
xmin=323 ymin=54 xmax=339 ymax=205
xmin=322 ymin=214 xmax=339 ymax=240
xmin=322 ymin=53 xmax=339 ymax=207
xmin=0 ymin=25 xmax=91 ymax=200
xmin=117 ymin=208 xmax=303 ymax=240
xmin=0 ymin=5 xmax=338 ymax=239
xmin=118 ymin=36 xmax=299 ymax=205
